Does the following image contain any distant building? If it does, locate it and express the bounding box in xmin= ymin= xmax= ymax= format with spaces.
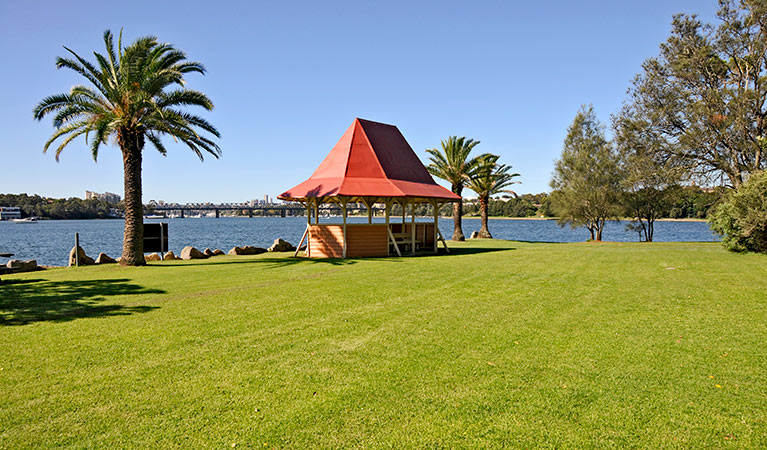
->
xmin=264 ymin=194 xmax=271 ymax=204
xmin=0 ymin=207 xmax=22 ymax=220
xmin=85 ymin=191 xmax=121 ymax=204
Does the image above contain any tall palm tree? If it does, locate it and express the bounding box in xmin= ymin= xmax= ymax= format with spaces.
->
xmin=34 ymin=30 xmax=220 ymax=266
xmin=466 ymin=157 xmax=520 ymax=238
xmin=426 ymin=136 xmax=489 ymax=241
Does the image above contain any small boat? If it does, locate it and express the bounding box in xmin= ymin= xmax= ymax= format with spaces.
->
xmin=11 ymin=217 xmax=37 ymax=223
xmin=144 ymin=215 xmax=164 ymax=219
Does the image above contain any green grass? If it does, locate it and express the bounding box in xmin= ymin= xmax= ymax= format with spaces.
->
xmin=1 ymin=240 xmax=766 ymax=448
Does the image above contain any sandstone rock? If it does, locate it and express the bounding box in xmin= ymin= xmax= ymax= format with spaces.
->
xmin=469 ymin=231 xmax=479 ymax=239
xmin=204 ymin=248 xmax=215 ymax=257
xmin=145 ymin=253 xmax=162 ymax=261
xmin=181 ymin=246 xmax=208 ymax=260
xmin=268 ymin=238 xmax=296 ymax=252
xmin=212 ymin=249 xmax=225 ymax=256
xmin=163 ymin=251 xmax=178 ymax=260
xmin=95 ymin=253 xmax=116 ymax=264
xmin=68 ymin=246 xmax=95 ymax=266
xmin=7 ymin=259 xmax=37 ymax=272
xmin=228 ymin=246 xmax=267 ymax=256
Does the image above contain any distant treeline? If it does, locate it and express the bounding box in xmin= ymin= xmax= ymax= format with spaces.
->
xmin=456 ymin=187 xmax=722 ymax=219
xmin=0 ymin=193 xmax=120 ymax=220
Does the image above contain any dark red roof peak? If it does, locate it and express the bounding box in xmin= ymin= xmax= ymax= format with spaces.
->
xmin=278 ymin=119 xmax=459 ymax=201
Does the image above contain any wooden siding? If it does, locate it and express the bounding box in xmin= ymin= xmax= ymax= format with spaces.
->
xmin=308 ymin=224 xmax=389 ymax=258
xmin=346 ymin=224 xmax=388 ymax=257
xmin=308 ymin=223 xmax=432 ymax=258
xmin=309 ymin=225 xmax=344 ymax=258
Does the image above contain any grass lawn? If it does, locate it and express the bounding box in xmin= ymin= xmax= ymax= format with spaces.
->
xmin=1 ymin=240 xmax=766 ymax=448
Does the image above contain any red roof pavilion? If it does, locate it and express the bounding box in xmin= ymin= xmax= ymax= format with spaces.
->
xmin=278 ymin=118 xmax=457 ymax=258
xmin=278 ymin=118 xmax=459 ymax=202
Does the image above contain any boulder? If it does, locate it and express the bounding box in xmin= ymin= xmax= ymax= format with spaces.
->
xmin=228 ymin=246 xmax=267 ymax=256
xmin=204 ymin=248 xmax=215 ymax=257
xmin=268 ymin=238 xmax=296 ymax=252
xmin=469 ymin=231 xmax=479 ymax=239
xmin=145 ymin=253 xmax=162 ymax=261
xmin=212 ymin=249 xmax=225 ymax=256
xmin=181 ymin=246 xmax=208 ymax=260
xmin=7 ymin=259 xmax=38 ymax=272
xmin=163 ymin=251 xmax=178 ymax=261
xmin=95 ymin=253 xmax=117 ymax=264
xmin=68 ymin=246 xmax=95 ymax=266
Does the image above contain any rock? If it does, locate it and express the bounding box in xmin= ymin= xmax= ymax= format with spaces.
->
xmin=469 ymin=231 xmax=479 ymax=239
xmin=228 ymin=246 xmax=267 ymax=256
xmin=181 ymin=246 xmax=208 ymax=260
xmin=145 ymin=253 xmax=162 ymax=261
xmin=68 ymin=246 xmax=95 ymax=266
xmin=268 ymin=238 xmax=296 ymax=252
xmin=7 ymin=259 xmax=37 ymax=272
xmin=212 ymin=249 xmax=225 ymax=256
xmin=204 ymin=248 xmax=215 ymax=257
xmin=95 ymin=253 xmax=116 ymax=264
xmin=163 ymin=251 xmax=178 ymax=260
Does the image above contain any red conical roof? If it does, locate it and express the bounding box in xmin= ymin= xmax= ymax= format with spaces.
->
xmin=278 ymin=119 xmax=460 ymax=201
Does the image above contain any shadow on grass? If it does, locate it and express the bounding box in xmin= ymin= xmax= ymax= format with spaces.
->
xmin=439 ymin=246 xmax=514 ymax=256
xmin=152 ymin=256 xmax=361 ymax=268
xmin=152 ymin=246 xmax=511 ymax=268
xmin=0 ymin=278 xmax=162 ymax=326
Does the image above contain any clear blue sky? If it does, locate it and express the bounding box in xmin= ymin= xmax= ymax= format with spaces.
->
xmin=0 ymin=0 xmax=719 ymax=203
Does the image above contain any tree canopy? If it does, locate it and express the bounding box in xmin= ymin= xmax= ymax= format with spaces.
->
xmin=615 ymin=0 xmax=767 ymax=188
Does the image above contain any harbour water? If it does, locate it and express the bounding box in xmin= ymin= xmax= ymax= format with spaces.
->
xmin=0 ymin=217 xmax=720 ymax=267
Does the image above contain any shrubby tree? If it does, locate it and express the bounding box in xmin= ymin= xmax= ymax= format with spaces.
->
xmin=551 ymin=105 xmax=623 ymax=241
xmin=618 ymin=0 xmax=767 ymax=188
xmin=710 ymin=170 xmax=767 ymax=252
xmin=614 ymin=112 xmax=682 ymax=241
xmin=34 ymin=30 xmax=220 ymax=265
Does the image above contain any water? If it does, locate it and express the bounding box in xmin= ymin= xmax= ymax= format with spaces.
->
xmin=0 ymin=217 xmax=720 ymax=266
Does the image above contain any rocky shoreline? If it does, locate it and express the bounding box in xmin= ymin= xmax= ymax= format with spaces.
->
xmin=64 ymin=238 xmax=297 ymax=267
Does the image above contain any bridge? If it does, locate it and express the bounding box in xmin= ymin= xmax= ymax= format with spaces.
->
xmin=150 ymin=204 xmax=386 ymax=218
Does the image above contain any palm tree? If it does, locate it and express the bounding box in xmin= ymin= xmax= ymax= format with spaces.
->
xmin=466 ymin=157 xmax=520 ymax=238
xmin=34 ymin=30 xmax=220 ymax=266
xmin=426 ymin=136 xmax=489 ymax=241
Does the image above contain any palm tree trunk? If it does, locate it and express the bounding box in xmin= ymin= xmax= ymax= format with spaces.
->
xmin=451 ymin=184 xmax=465 ymax=241
xmin=119 ymin=129 xmax=146 ymax=266
xmin=452 ymin=200 xmax=465 ymax=241
xmin=478 ymin=196 xmax=492 ymax=238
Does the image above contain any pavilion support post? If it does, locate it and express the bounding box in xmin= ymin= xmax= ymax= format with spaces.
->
xmin=411 ymin=202 xmax=416 ymax=255
xmin=342 ymin=198 xmax=348 ymax=259
xmin=432 ymin=200 xmax=440 ymax=253
xmin=363 ymin=197 xmax=373 ymax=224
xmin=384 ymin=198 xmax=392 ymax=256
xmin=401 ymin=199 xmax=407 ymax=225
xmin=295 ymin=223 xmax=309 ymax=257
xmin=314 ymin=198 xmax=320 ymax=225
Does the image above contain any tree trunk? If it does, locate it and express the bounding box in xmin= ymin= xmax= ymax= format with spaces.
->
xmin=451 ymin=184 xmax=464 ymax=241
xmin=647 ymin=218 xmax=654 ymax=242
xmin=119 ymin=129 xmax=146 ymax=266
xmin=595 ymin=219 xmax=604 ymax=242
xmin=477 ymin=196 xmax=492 ymax=238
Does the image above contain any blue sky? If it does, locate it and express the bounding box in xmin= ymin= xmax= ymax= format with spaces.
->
xmin=0 ymin=0 xmax=718 ymax=203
